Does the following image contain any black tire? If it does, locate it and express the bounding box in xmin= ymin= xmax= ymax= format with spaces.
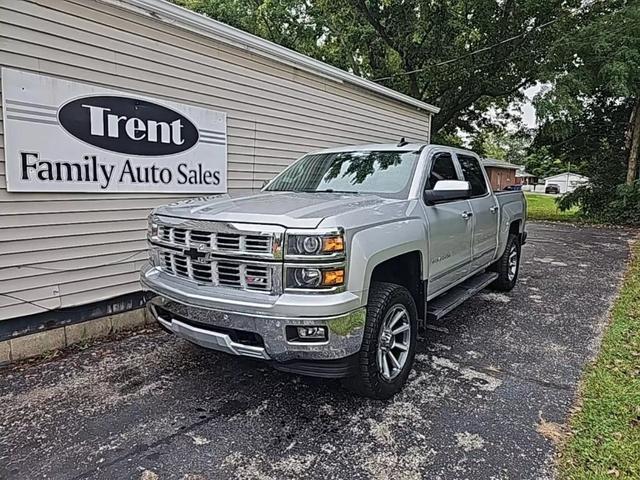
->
xmin=489 ymin=234 xmax=521 ymax=291
xmin=343 ymin=282 xmax=418 ymax=400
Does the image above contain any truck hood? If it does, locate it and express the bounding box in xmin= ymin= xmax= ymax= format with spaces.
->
xmin=154 ymin=191 xmax=397 ymax=229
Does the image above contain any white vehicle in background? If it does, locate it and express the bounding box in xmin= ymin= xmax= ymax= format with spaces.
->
xmin=141 ymin=143 xmax=527 ymax=399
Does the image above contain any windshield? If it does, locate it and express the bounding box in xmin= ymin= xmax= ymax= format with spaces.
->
xmin=264 ymin=150 xmax=420 ymax=198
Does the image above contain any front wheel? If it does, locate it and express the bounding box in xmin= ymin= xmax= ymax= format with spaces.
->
xmin=344 ymin=282 xmax=417 ymax=400
xmin=489 ymin=234 xmax=521 ymax=291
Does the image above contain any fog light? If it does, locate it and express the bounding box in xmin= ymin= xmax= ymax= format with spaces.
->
xmin=297 ymin=326 xmax=327 ymax=340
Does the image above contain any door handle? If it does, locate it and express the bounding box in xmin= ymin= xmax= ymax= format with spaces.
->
xmin=490 ymin=206 xmax=498 ymax=214
xmin=461 ymin=211 xmax=473 ymax=220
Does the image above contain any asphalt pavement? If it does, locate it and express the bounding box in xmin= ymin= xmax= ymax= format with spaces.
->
xmin=0 ymin=222 xmax=635 ymax=480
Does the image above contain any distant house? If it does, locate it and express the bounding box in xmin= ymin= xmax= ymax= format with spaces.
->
xmin=515 ymin=166 xmax=538 ymax=186
xmin=482 ymin=158 xmax=520 ymax=191
xmin=544 ymin=172 xmax=589 ymax=194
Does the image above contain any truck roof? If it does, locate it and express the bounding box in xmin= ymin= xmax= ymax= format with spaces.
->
xmin=310 ymin=143 xmax=427 ymax=154
xmin=309 ymin=143 xmax=477 ymax=156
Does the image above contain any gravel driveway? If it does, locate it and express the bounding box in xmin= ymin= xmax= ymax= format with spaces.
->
xmin=0 ymin=222 xmax=634 ymax=480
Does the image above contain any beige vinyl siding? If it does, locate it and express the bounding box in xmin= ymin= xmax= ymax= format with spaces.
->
xmin=0 ymin=0 xmax=432 ymax=321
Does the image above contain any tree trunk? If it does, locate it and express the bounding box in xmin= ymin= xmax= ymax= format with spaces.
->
xmin=626 ymin=99 xmax=640 ymax=185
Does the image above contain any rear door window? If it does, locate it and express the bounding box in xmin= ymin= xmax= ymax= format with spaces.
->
xmin=458 ymin=154 xmax=488 ymax=197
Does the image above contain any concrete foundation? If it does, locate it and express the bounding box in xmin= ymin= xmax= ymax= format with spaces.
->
xmin=0 ymin=307 xmax=152 ymax=364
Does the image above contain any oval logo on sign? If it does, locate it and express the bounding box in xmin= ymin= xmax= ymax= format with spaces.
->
xmin=58 ymin=95 xmax=199 ymax=156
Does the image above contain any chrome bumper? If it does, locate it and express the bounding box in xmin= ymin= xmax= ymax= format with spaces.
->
xmin=156 ymin=313 xmax=270 ymax=360
xmin=147 ymin=294 xmax=366 ymax=363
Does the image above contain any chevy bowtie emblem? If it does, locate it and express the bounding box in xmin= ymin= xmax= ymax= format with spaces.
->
xmin=183 ymin=247 xmax=210 ymax=263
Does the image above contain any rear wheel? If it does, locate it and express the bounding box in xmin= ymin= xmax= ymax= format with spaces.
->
xmin=344 ymin=282 xmax=417 ymax=399
xmin=489 ymin=234 xmax=521 ymax=291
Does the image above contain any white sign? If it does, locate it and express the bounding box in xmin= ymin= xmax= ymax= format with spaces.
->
xmin=1 ymin=68 xmax=227 ymax=193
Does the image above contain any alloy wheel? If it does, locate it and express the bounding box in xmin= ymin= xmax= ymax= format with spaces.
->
xmin=376 ymin=304 xmax=411 ymax=381
xmin=508 ymin=245 xmax=518 ymax=281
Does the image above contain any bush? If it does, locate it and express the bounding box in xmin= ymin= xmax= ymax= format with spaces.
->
xmin=558 ymin=182 xmax=640 ymax=225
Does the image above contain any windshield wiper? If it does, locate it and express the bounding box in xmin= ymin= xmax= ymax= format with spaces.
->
xmin=300 ymin=189 xmax=358 ymax=194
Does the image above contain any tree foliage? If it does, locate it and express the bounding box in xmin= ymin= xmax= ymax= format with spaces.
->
xmin=522 ymin=148 xmax=570 ymax=179
xmin=174 ymin=0 xmax=640 ymax=223
xmin=536 ymin=0 xmax=640 ymax=117
xmin=534 ymin=0 xmax=640 ymax=182
xmin=532 ymin=0 xmax=640 ymax=224
xmin=469 ymin=127 xmax=531 ymax=164
xmin=174 ymin=0 xmax=580 ymax=135
xmin=534 ymin=95 xmax=632 ymax=185
xmin=343 ymin=0 xmax=580 ymax=133
xmin=545 ymin=96 xmax=640 ymax=225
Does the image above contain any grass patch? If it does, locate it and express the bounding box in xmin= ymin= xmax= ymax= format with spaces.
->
xmin=558 ymin=240 xmax=640 ymax=479
xmin=525 ymin=193 xmax=580 ymax=222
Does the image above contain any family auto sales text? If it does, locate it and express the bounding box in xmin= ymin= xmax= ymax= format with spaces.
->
xmin=20 ymin=152 xmax=222 ymax=189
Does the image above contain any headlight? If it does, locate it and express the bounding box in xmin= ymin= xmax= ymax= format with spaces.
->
xmin=286 ymin=266 xmax=345 ymax=290
xmin=147 ymin=215 xmax=158 ymax=239
xmin=285 ymin=232 xmax=345 ymax=258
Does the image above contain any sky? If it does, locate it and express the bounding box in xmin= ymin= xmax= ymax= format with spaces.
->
xmin=458 ymin=83 xmax=544 ymax=147
xmin=520 ymin=84 xmax=543 ymax=129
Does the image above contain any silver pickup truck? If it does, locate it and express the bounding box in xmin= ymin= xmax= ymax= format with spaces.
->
xmin=141 ymin=143 xmax=526 ymax=398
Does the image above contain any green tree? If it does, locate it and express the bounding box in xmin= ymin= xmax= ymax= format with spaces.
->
xmin=535 ymin=0 xmax=640 ymax=184
xmin=469 ymin=127 xmax=531 ymax=164
xmin=536 ymin=94 xmax=639 ymax=224
xmin=522 ymin=147 xmax=571 ymax=179
xmin=173 ymin=0 xmax=581 ymax=136
xmin=529 ymin=0 xmax=640 ymax=224
xmin=342 ymin=0 xmax=580 ymax=134
xmin=173 ymin=0 xmax=372 ymax=74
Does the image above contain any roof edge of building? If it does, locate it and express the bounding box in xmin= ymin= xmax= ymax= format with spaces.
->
xmin=482 ymin=158 xmax=520 ymax=170
xmin=97 ymin=0 xmax=440 ymax=115
xmin=543 ymin=172 xmax=590 ymax=180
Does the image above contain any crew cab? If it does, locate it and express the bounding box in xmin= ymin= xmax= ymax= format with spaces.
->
xmin=141 ymin=143 xmax=527 ymax=398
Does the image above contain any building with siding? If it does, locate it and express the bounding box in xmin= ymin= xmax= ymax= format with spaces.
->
xmin=543 ymin=172 xmax=589 ymax=194
xmin=482 ymin=158 xmax=520 ymax=191
xmin=516 ymin=167 xmax=538 ymax=188
xmin=0 ymin=0 xmax=437 ymax=354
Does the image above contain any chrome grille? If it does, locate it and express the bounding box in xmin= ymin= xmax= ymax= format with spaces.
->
xmin=161 ymin=251 xmax=272 ymax=292
xmin=158 ymin=225 xmax=272 ymax=255
xmin=152 ymin=218 xmax=283 ymax=294
xmin=190 ymin=230 xmax=212 ymax=244
xmin=245 ymin=235 xmax=271 ymax=253
xmin=216 ymin=232 xmax=240 ymax=250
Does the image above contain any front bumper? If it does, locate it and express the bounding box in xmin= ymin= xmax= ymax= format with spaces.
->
xmin=143 ymin=273 xmax=366 ymax=364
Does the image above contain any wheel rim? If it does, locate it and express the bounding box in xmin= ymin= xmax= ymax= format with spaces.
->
xmin=508 ymin=245 xmax=518 ymax=281
xmin=376 ymin=304 xmax=411 ymax=381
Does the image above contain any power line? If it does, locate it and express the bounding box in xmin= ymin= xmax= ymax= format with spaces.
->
xmin=1 ymin=291 xmax=60 ymax=313
xmin=0 ymin=250 xmax=148 ymax=273
xmin=373 ymin=18 xmax=561 ymax=82
xmin=0 ymin=250 xmax=148 ymax=311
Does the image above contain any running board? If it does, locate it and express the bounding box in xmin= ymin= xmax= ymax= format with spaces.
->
xmin=426 ymin=272 xmax=499 ymax=321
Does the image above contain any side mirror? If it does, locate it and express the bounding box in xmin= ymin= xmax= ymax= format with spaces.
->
xmin=424 ymin=180 xmax=471 ymax=205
